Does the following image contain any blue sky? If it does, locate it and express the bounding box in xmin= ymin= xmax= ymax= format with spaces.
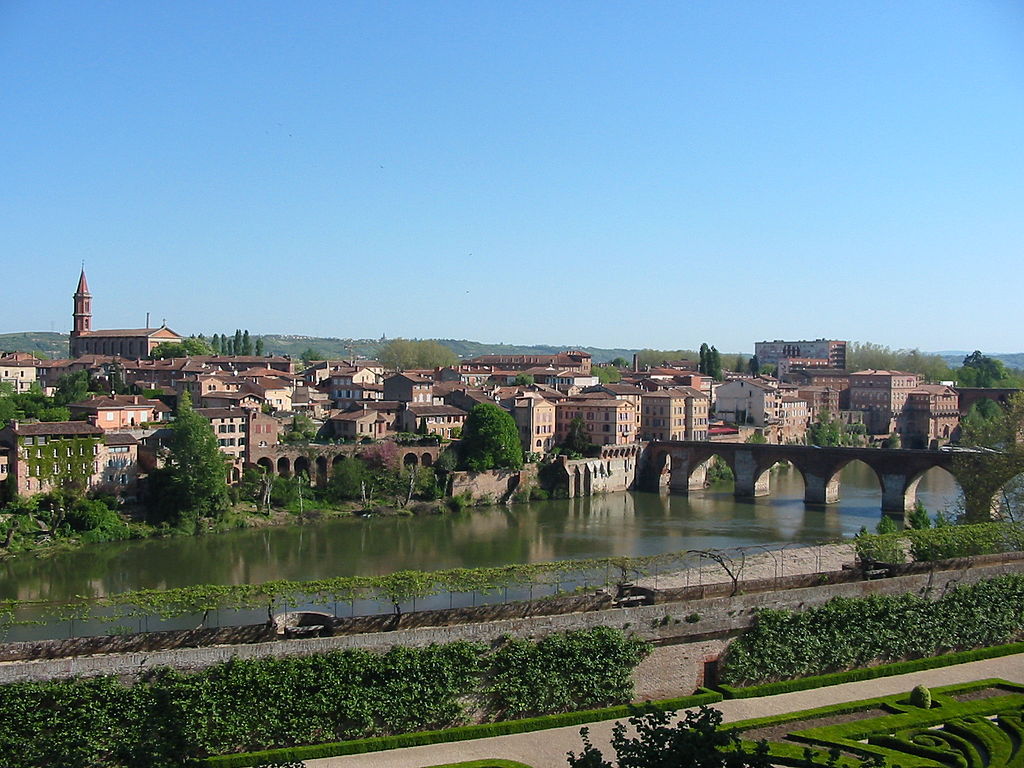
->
xmin=2 ymin=1 xmax=1022 ymax=353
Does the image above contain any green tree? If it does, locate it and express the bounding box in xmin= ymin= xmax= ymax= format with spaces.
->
xmin=698 ymin=343 xmax=710 ymax=375
xmin=568 ymin=706 xmax=771 ymax=768
xmin=562 ymin=416 xmax=593 ymax=456
xmin=54 ymin=370 xmax=90 ymax=406
xmin=807 ymin=410 xmax=843 ymax=446
xmin=593 ymin=365 xmax=621 ymax=384
xmin=254 ymin=337 xmax=265 ymax=356
xmin=955 ymin=392 xmax=1024 ymax=521
xmin=745 ymin=431 xmax=767 ymax=444
xmin=150 ymin=337 xmax=214 ymax=359
xmin=148 ymin=392 xmax=228 ymax=529
xmin=379 ymin=338 xmax=457 ymax=371
xmin=609 ymin=357 xmax=630 ymax=368
xmin=513 ymin=373 xmax=535 ymax=386
xmin=908 ymin=500 xmax=931 ymax=530
xmin=883 ymin=433 xmax=901 ymax=449
xmin=708 ymin=346 xmax=723 ymax=381
xmin=240 ymin=330 xmax=253 ymax=356
xmin=300 ymin=348 xmax=326 ymax=364
xmin=459 ymin=403 xmax=523 ymax=471
xmin=748 ymin=355 xmax=760 ymax=376
xmin=233 ymin=329 xmax=243 ymax=357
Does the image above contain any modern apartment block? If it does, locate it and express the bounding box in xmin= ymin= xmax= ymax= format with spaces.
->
xmin=755 ymin=339 xmax=847 ymax=369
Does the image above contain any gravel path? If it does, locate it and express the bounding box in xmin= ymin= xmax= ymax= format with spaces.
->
xmin=635 ymin=542 xmax=858 ymax=590
xmin=307 ymin=654 xmax=1024 ymax=768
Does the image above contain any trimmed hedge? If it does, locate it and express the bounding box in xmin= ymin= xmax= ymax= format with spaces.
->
xmin=720 ymin=573 xmax=1024 ymax=685
xmin=200 ymin=689 xmax=723 ymax=768
xmin=729 ymin=679 xmax=1024 ymax=768
xmin=718 ymin=640 xmax=1024 ymax=698
xmin=0 ymin=628 xmax=652 ymax=768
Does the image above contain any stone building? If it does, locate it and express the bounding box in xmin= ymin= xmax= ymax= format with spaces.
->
xmin=68 ymin=269 xmax=183 ymax=358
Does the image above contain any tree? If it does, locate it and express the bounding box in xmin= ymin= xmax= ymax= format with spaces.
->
xmin=54 ymin=370 xmax=90 ymax=406
xmin=593 ymin=365 xmax=621 ymax=385
xmin=609 ymin=357 xmax=630 ymax=368
xmin=954 ymin=392 xmax=1024 ymax=521
xmin=325 ymin=458 xmax=368 ymax=502
xmin=150 ymin=337 xmax=214 ymax=359
xmin=148 ymin=392 xmax=228 ymax=529
xmin=254 ymin=337 xmax=265 ymax=356
xmin=513 ymin=373 xmax=535 ymax=386
xmin=807 ymin=410 xmax=843 ymax=447
xmin=748 ymin=355 xmax=760 ymax=376
xmin=562 ymin=416 xmax=593 ymax=456
xmin=300 ymin=348 xmax=326 ymax=364
xmin=459 ymin=403 xmax=523 ymax=471
xmin=240 ymin=330 xmax=253 ymax=356
xmin=378 ymin=338 xmax=457 ymax=371
xmin=883 ymin=433 xmax=901 ymax=449
xmin=233 ymin=329 xmax=243 ymax=357
xmin=708 ymin=346 xmax=723 ymax=382
xmin=567 ymin=706 xmax=770 ymax=768
xmin=698 ymin=343 xmax=710 ymax=375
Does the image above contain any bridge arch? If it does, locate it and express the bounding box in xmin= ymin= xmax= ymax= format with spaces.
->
xmin=276 ymin=456 xmax=291 ymax=477
xmin=293 ymin=455 xmax=310 ymax=480
xmin=257 ymin=457 xmax=274 ymax=474
xmin=421 ymin=452 xmax=433 ymax=467
xmin=315 ymin=455 xmax=328 ymax=485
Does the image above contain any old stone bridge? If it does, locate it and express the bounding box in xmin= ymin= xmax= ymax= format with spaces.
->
xmin=248 ymin=443 xmax=443 ymax=486
xmin=645 ymin=441 xmax=1000 ymax=518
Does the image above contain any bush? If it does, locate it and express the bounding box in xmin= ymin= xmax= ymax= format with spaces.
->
xmin=909 ymin=684 xmax=931 ymax=709
xmin=0 ymin=629 xmax=652 ymax=768
xmin=719 ymin=574 xmax=1024 ymax=686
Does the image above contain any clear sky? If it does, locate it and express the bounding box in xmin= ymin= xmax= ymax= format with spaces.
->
xmin=2 ymin=1 xmax=1022 ymax=354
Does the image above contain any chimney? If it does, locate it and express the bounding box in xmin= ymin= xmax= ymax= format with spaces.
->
xmin=632 ymin=353 xmax=639 ymax=373
xmin=146 ymin=312 xmax=150 ymax=329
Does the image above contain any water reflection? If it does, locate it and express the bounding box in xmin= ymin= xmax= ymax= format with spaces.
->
xmin=0 ymin=462 xmax=962 ymax=604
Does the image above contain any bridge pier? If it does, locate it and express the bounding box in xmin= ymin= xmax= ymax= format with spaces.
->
xmin=804 ymin=472 xmax=840 ymax=505
xmin=880 ymin=472 xmax=915 ymax=518
xmin=733 ymin=450 xmax=769 ymax=498
xmin=667 ymin=456 xmax=709 ymax=494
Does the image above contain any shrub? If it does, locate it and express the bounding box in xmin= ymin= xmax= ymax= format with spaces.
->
xmin=909 ymin=684 xmax=931 ymax=709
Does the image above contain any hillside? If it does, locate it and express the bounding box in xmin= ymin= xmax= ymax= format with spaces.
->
xmin=0 ymin=331 xmax=636 ymax=364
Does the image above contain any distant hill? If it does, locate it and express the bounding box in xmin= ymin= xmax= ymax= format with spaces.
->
xmin=936 ymin=351 xmax=1024 ymax=371
xmin=4 ymin=332 xmax=1020 ymax=371
xmin=256 ymin=335 xmax=637 ymax=364
xmin=0 ymin=331 xmax=637 ymax=364
xmin=0 ymin=332 xmax=68 ymax=359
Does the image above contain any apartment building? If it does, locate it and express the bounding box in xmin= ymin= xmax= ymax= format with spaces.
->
xmin=555 ymin=397 xmax=638 ymax=446
xmin=639 ymin=387 xmax=710 ymax=442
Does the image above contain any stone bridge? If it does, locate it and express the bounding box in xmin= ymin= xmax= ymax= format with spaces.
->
xmin=957 ymin=387 xmax=1020 ymax=415
xmin=248 ymin=443 xmax=443 ymax=486
xmin=644 ymin=441 xmax=1002 ymax=518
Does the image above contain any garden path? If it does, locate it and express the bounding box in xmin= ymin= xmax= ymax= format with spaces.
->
xmin=308 ymin=653 xmax=1024 ymax=768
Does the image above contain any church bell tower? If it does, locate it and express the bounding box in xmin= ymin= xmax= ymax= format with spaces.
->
xmin=71 ymin=268 xmax=92 ymax=356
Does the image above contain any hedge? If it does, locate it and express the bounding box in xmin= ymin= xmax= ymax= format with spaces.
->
xmin=200 ymin=690 xmax=723 ymax=768
xmin=720 ymin=573 xmax=1024 ymax=685
xmin=0 ymin=628 xmax=652 ymax=768
xmin=728 ymin=679 xmax=1024 ymax=768
xmin=718 ymin=640 xmax=1024 ymax=698
xmin=853 ymin=521 xmax=1024 ymax=564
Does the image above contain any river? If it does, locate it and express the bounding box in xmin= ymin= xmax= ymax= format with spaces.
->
xmin=0 ymin=463 xmax=961 ymax=608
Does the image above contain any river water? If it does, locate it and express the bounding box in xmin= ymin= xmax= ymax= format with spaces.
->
xmin=0 ymin=463 xmax=961 ymax=609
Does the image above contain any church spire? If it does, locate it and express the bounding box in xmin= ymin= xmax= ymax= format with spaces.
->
xmin=75 ymin=266 xmax=90 ymax=296
xmin=72 ymin=267 xmax=92 ymax=352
